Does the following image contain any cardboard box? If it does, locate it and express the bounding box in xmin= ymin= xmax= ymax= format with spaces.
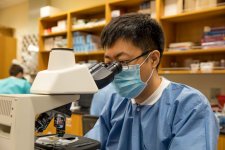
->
xmin=40 ymin=6 xmax=62 ymax=18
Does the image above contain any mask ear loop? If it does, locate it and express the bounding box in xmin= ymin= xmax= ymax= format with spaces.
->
xmin=140 ymin=51 xmax=152 ymax=66
xmin=139 ymin=52 xmax=155 ymax=83
xmin=145 ymin=68 xmax=154 ymax=83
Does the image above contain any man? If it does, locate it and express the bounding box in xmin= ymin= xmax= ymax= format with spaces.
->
xmin=0 ymin=64 xmax=31 ymax=94
xmin=86 ymin=13 xmax=219 ymax=150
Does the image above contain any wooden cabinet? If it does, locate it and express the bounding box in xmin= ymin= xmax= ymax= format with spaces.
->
xmin=0 ymin=36 xmax=17 ymax=78
xmin=218 ymin=134 xmax=225 ymax=150
xmin=38 ymin=1 xmax=158 ymax=70
xmin=38 ymin=0 xmax=225 ymax=74
xmin=38 ymin=5 xmax=107 ymax=70
xmin=41 ymin=114 xmax=84 ymax=136
xmin=157 ymin=1 xmax=225 ymax=75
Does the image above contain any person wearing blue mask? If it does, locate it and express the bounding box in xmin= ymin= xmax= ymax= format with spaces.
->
xmin=86 ymin=13 xmax=219 ymax=150
xmin=0 ymin=64 xmax=31 ymax=94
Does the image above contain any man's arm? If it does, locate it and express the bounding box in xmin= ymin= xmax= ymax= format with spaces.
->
xmin=169 ymin=94 xmax=219 ymax=150
xmin=85 ymin=85 xmax=118 ymax=148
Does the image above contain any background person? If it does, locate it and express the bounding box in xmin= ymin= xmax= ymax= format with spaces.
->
xmin=0 ymin=64 xmax=31 ymax=94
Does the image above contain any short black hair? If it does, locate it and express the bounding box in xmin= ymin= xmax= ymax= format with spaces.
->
xmin=9 ymin=64 xmax=23 ymax=76
xmin=101 ymin=13 xmax=164 ymax=57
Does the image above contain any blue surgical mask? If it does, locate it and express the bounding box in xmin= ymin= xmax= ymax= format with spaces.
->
xmin=112 ymin=53 xmax=154 ymax=98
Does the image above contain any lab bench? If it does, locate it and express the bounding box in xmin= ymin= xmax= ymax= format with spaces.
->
xmin=40 ymin=112 xmax=225 ymax=150
xmin=218 ymin=134 xmax=225 ymax=150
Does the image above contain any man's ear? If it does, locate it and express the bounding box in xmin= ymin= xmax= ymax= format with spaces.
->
xmin=16 ymin=72 xmax=23 ymax=79
xmin=150 ymin=50 xmax=160 ymax=68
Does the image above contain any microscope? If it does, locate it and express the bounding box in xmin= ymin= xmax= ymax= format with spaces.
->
xmin=0 ymin=48 xmax=122 ymax=150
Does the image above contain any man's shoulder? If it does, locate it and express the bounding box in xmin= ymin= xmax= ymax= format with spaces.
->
xmin=166 ymin=82 xmax=209 ymax=112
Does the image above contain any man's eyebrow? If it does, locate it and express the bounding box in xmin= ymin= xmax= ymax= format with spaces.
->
xmin=104 ymin=52 xmax=128 ymax=60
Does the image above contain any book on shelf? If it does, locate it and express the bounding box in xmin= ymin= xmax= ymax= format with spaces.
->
xmin=73 ymin=32 xmax=101 ymax=53
xmin=184 ymin=0 xmax=196 ymax=12
xmin=72 ymin=18 xmax=105 ymax=29
xmin=203 ymin=30 xmax=225 ymax=36
xmin=196 ymin=0 xmax=224 ymax=10
xmin=201 ymin=41 xmax=225 ymax=48
xmin=201 ymin=35 xmax=225 ymax=43
xmin=168 ymin=42 xmax=195 ymax=51
xmin=160 ymin=67 xmax=190 ymax=71
xmin=201 ymin=26 xmax=225 ymax=48
xmin=164 ymin=0 xmax=183 ymax=16
xmin=44 ymin=37 xmax=54 ymax=50
xmin=43 ymin=20 xmax=67 ymax=35
xmin=184 ymin=0 xmax=225 ymax=12
xmin=150 ymin=1 xmax=156 ymax=19
xmin=204 ymin=26 xmax=225 ymax=32
xmin=137 ymin=0 xmax=152 ymax=15
xmin=44 ymin=36 xmax=67 ymax=50
xmin=111 ymin=9 xmax=125 ymax=18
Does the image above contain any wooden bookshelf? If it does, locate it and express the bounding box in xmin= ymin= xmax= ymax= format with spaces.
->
xmin=41 ymin=31 xmax=67 ymax=37
xmin=38 ymin=4 xmax=107 ymax=70
xmin=108 ymin=0 xmax=144 ymax=6
xmin=40 ymin=12 xmax=68 ymax=22
xmin=38 ymin=0 xmax=225 ymax=76
xmin=72 ymin=23 xmax=105 ymax=33
xmin=38 ymin=11 xmax=69 ymax=71
xmin=160 ymin=5 xmax=225 ymax=22
xmin=159 ymin=70 xmax=225 ymax=75
xmin=158 ymin=0 xmax=225 ymax=76
xmin=75 ymin=50 xmax=105 ymax=56
xmin=163 ymin=48 xmax=225 ymax=55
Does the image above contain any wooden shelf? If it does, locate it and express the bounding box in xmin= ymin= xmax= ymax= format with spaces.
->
xmin=72 ymin=23 xmax=105 ymax=32
xmin=159 ymin=69 xmax=225 ymax=74
xmin=40 ymin=13 xmax=67 ymax=22
xmin=39 ymin=50 xmax=105 ymax=56
xmin=163 ymin=48 xmax=225 ymax=55
xmin=161 ymin=5 xmax=225 ymax=22
xmin=108 ymin=0 xmax=143 ymax=6
xmin=40 ymin=50 xmax=51 ymax=53
xmin=75 ymin=50 xmax=105 ymax=56
xmin=70 ymin=4 xmax=105 ymax=15
xmin=41 ymin=31 xmax=67 ymax=37
xmin=38 ymin=0 xmax=225 ymax=75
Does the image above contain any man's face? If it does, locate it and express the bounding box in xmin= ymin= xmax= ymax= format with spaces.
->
xmin=16 ymin=72 xmax=24 ymax=79
xmin=104 ymin=39 xmax=154 ymax=83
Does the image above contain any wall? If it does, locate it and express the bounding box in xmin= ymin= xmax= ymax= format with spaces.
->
xmin=0 ymin=1 xmax=29 ymax=59
xmin=164 ymin=74 xmax=225 ymax=102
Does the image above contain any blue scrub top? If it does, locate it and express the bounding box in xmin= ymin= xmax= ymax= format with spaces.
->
xmin=0 ymin=77 xmax=31 ymax=94
xmin=90 ymin=83 xmax=116 ymax=116
xmin=86 ymin=80 xmax=219 ymax=150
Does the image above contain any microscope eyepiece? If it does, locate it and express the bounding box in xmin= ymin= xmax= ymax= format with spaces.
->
xmin=106 ymin=62 xmax=122 ymax=74
xmin=90 ymin=62 xmax=122 ymax=89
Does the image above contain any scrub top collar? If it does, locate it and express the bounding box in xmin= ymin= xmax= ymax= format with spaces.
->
xmin=131 ymin=77 xmax=171 ymax=106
